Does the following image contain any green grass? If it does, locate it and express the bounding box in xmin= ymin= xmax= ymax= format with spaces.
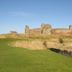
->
xmin=0 ymin=38 xmax=72 ymax=72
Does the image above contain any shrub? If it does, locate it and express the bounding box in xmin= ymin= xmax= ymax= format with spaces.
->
xmin=59 ymin=38 xmax=64 ymax=44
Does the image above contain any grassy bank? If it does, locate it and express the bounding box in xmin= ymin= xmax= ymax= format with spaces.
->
xmin=0 ymin=38 xmax=72 ymax=72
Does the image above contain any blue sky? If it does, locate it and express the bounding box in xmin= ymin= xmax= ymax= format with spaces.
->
xmin=0 ymin=0 xmax=72 ymax=34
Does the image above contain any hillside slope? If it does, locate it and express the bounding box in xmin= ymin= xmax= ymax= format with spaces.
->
xmin=0 ymin=39 xmax=72 ymax=72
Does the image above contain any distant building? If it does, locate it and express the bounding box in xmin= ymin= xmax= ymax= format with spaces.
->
xmin=9 ymin=31 xmax=18 ymax=37
xmin=25 ymin=24 xmax=72 ymax=37
xmin=10 ymin=31 xmax=17 ymax=35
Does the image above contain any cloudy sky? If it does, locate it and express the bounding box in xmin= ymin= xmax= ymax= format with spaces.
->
xmin=0 ymin=0 xmax=72 ymax=34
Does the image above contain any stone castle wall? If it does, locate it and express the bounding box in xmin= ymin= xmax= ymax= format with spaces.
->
xmin=25 ymin=24 xmax=72 ymax=37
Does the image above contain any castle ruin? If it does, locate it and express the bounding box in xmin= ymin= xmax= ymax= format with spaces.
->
xmin=25 ymin=24 xmax=72 ymax=37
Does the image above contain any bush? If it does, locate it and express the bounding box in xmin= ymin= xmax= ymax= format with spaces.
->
xmin=59 ymin=38 xmax=63 ymax=44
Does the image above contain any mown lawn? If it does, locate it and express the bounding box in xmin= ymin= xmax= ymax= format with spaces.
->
xmin=0 ymin=38 xmax=72 ymax=72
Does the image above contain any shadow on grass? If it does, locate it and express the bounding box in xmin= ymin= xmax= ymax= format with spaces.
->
xmin=43 ymin=41 xmax=72 ymax=57
xmin=49 ymin=48 xmax=72 ymax=57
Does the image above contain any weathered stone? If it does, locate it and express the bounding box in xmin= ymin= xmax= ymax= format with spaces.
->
xmin=25 ymin=24 xmax=72 ymax=37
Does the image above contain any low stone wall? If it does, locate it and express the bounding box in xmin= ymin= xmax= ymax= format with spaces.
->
xmin=12 ymin=40 xmax=45 ymax=50
xmin=10 ymin=40 xmax=72 ymax=51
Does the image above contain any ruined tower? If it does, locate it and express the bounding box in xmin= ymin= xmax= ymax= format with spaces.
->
xmin=25 ymin=25 xmax=30 ymax=37
xmin=69 ymin=25 xmax=72 ymax=30
xmin=41 ymin=24 xmax=52 ymax=35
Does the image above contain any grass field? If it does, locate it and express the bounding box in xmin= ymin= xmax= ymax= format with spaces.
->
xmin=0 ymin=38 xmax=72 ymax=72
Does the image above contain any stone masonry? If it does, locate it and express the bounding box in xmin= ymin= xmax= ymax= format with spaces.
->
xmin=25 ymin=24 xmax=72 ymax=37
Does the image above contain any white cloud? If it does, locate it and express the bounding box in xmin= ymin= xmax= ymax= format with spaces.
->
xmin=8 ymin=11 xmax=33 ymax=17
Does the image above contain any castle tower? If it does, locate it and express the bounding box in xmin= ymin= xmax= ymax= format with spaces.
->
xmin=41 ymin=23 xmax=45 ymax=34
xmin=41 ymin=23 xmax=45 ymax=29
xmin=41 ymin=24 xmax=52 ymax=35
xmin=25 ymin=25 xmax=30 ymax=36
xmin=69 ymin=25 xmax=72 ymax=30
